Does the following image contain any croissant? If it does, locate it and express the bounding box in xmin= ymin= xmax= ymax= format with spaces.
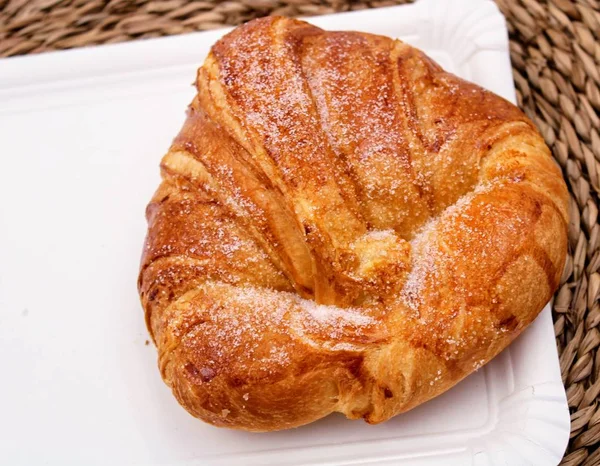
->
xmin=139 ymin=16 xmax=569 ymax=432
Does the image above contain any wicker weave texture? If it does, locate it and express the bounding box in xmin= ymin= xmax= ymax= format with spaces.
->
xmin=1 ymin=0 xmax=599 ymax=464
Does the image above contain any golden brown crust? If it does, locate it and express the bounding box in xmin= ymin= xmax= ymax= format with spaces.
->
xmin=138 ymin=17 xmax=569 ymax=431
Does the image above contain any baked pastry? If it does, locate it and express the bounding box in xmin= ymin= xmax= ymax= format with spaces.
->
xmin=138 ymin=16 xmax=568 ymax=432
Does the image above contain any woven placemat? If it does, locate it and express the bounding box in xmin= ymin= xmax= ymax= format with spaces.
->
xmin=2 ymin=0 xmax=599 ymax=463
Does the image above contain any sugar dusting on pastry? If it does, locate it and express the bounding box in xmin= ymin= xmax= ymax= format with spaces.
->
xmin=140 ymin=16 xmax=568 ymax=431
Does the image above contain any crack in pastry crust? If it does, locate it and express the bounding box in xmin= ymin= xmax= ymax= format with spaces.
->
xmin=138 ymin=16 xmax=569 ymax=431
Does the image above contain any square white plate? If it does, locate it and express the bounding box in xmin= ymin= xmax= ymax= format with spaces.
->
xmin=0 ymin=0 xmax=570 ymax=464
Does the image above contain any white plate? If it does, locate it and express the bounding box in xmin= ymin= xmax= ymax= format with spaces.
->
xmin=0 ymin=0 xmax=570 ymax=464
